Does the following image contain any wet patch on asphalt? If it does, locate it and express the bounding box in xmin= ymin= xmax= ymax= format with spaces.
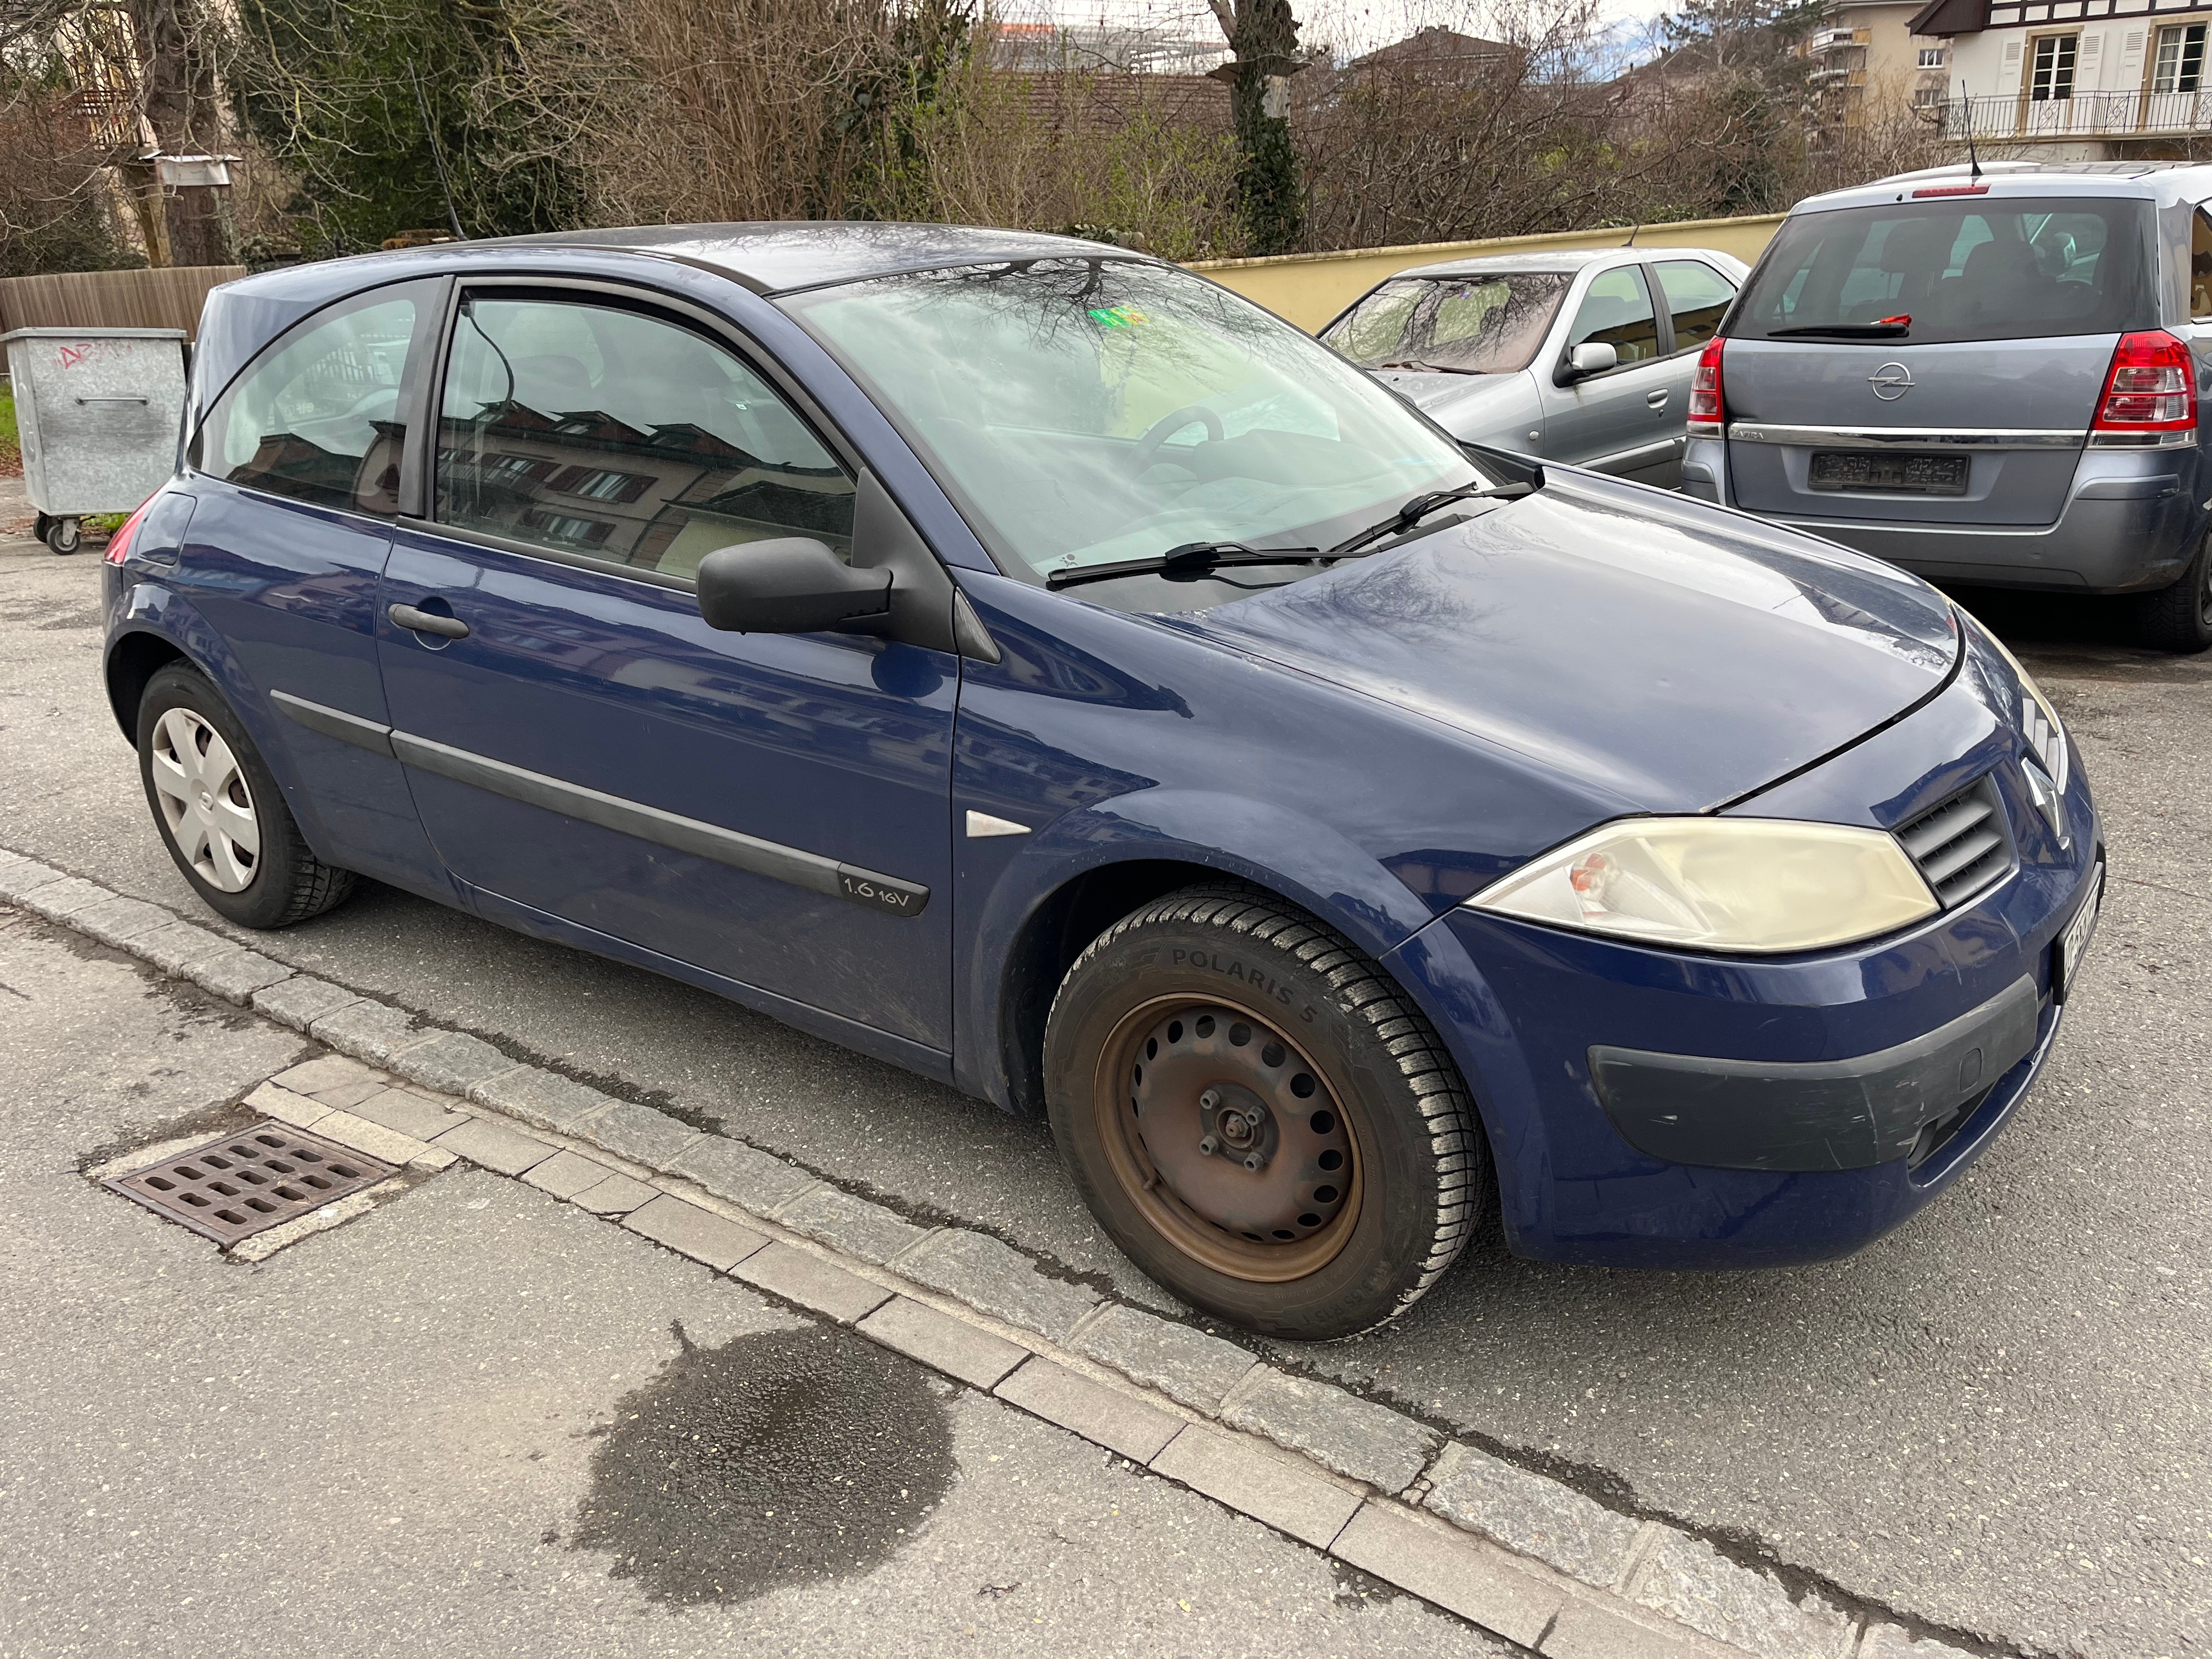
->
xmin=573 ymin=1321 xmax=956 ymax=1605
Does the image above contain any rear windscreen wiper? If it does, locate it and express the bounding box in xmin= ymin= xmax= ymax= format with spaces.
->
xmin=1330 ymin=481 xmax=1537 ymax=556
xmin=1046 ymin=541 xmax=1323 ymax=590
xmin=1765 ymin=320 xmax=1911 ymax=339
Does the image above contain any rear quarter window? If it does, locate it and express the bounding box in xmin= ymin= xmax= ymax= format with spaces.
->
xmin=1729 ymin=197 xmax=2154 ymax=345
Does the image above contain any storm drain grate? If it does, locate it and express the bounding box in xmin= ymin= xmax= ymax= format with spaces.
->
xmin=103 ymin=1122 xmax=397 ymax=1247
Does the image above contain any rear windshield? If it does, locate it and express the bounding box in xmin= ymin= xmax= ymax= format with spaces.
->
xmin=1729 ymin=198 xmax=2154 ymax=345
xmin=1323 ymin=273 xmax=1570 ymax=373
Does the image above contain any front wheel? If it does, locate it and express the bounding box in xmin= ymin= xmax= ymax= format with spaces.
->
xmin=2128 ymin=531 xmax=2212 ymax=653
xmin=1045 ymin=885 xmax=1489 ymax=1340
xmin=137 ymin=663 xmax=358 ymax=928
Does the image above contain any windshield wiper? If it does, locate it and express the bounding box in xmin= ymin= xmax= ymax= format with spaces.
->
xmin=1330 ymin=481 xmax=1536 ymax=556
xmin=1046 ymin=541 xmax=1324 ymax=591
xmin=1378 ymin=359 xmax=1471 ymax=374
xmin=1766 ymin=322 xmax=1910 ymax=339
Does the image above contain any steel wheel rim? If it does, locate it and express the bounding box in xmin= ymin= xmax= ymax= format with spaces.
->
xmin=1093 ymin=995 xmax=1363 ymax=1283
xmin=2198 ymin=554 xmax=2212 ymax=627
xmin=150 ymin=708 xmax=260 ymax=893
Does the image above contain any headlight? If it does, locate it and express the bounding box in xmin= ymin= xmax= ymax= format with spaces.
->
xmin=1465 ymin=817 xmax=1939 ymax=953
xmin=1965 ymin=612 xmax=2068 ymax=792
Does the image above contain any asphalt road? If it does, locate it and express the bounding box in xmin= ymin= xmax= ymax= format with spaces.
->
xmin=0 ymin=905 xmax=1510 ymax=1658
xmin=2 ymin=529 xmax=2207 ymax=1658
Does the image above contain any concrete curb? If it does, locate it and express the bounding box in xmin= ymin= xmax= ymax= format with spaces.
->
xmin=3 ymin=852 xmax=1996 ymax=1659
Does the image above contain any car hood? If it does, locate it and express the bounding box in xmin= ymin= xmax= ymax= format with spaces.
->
xmin=1372 ymin=368 xmax=1520 ymax=411
xmin=1170 ymin=474 xmax=1961 ymax=814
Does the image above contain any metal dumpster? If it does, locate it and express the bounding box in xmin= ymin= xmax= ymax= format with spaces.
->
xmin=3 ymin=326 xmax=187 ymax=554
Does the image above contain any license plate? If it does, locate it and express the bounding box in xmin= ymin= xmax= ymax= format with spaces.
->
xmin=1809 ymin=452 xmax=1970 ymax=495
xmin=2053 ymin=862 xmax=2103 ymax=1002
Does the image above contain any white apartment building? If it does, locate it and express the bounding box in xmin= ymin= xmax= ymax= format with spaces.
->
xmin=1912 ymin=0 xmax=2212 ymax=155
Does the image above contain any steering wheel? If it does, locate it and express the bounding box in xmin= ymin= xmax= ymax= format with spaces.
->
xmin=1132 ymin=404 xmax=1225 ymax=472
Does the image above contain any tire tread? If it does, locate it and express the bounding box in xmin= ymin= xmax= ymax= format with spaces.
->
xmin=1056 ymin=880 xmax=1485 ymax=1336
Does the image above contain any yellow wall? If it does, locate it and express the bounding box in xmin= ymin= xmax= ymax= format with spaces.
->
xmin=1185 ymin=213 xmax=1788 ymax=332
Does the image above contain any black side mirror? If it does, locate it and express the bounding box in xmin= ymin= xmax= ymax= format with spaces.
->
xmin=695 ymin=538 xmax=891 ymax=634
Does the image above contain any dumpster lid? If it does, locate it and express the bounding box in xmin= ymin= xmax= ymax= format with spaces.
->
xmin=2 ymin=327 xmax=187 ymax=343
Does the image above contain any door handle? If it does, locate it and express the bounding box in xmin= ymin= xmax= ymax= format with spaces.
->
xmin=1647 ymin=389 xmax=1670 ymax=408
xmin=388 ymin=603 xmax=470 ymax=640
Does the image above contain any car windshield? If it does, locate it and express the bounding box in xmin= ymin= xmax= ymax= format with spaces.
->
xmin=782 ymin=258 xmax=1483 ymax=582
xmin=1729 ymin=196 xmax=2154 ymax=345
xmin=1322 ymin=273 xmax=1570 ymax=373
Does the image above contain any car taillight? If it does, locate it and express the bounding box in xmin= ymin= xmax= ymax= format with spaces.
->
xmin=2092 ymin=330 xmax=2196 ymax=436
xmin=103 ymin=498 xmax=153 ymax=566
xmin=1687 ymin=337 xmax=1725 ymax=433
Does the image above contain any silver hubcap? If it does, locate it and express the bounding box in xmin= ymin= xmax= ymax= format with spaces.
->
xmin=150 ymin=708 xmax=259 ymax=892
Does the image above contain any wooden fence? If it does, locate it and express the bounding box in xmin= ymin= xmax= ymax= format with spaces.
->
xmin=0 ymin=265 xmax=245 ymax=340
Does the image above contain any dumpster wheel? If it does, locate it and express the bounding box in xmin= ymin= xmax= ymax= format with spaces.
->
xmin=43 ymin=515 xmax=81 ymax=556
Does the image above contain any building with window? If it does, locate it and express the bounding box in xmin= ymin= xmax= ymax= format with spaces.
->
xmin=1912 ymin=0 xmax=2212 ymax=153
xmin=1801 ymin=0 xmax=1956 ymax=134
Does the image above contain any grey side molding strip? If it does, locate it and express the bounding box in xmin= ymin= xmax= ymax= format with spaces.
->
xmin=270 ymin=692 xmax=928 ymax=918
xmin=270 ymin=690 xmax=397 ymax=758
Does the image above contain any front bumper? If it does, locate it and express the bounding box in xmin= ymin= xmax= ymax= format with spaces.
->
xmin=1381 ymin=670 xmax=2102 ymax=1270
xmin=1589 ymin=971 xmax=2039 ymax=1172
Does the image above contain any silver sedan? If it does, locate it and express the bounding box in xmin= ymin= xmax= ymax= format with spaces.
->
xmin=1320 ymin=246 xmax=1748 ymax=488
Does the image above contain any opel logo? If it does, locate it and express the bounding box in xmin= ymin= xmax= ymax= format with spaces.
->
xmin=1869 ymin=362 xmax=1914 ymax=400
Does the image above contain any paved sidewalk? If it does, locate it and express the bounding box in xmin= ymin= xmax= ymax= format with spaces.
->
xmin=0 ymin=910 xmax=1514 ymax=1659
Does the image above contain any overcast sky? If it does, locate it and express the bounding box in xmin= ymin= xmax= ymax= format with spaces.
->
xmin=1018 ymin=0 xmax=1666 ymax=57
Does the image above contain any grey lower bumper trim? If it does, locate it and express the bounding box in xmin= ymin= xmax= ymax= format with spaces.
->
xmin=1589 ymin=973 xmax=2040 ymax=1172
xmin=270 ymin=692 xmax=928 ymax=918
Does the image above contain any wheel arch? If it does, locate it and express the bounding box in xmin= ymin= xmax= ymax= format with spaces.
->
xmin=991 ymin=856 xmax=1234 ymax=1118
xmin=104 ymin=627 xmax=192 ymax=742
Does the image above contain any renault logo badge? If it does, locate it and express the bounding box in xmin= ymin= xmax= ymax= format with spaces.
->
xmin=1869 ymin=363 xmax=1914 ymax=400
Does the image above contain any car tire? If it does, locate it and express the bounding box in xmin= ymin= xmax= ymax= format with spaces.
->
xmin=2128 ymin=531 xmax=2212 ymax=653
xmin=1044 ymin=883 xmax=1489 ymax=1340
xmin=136 ymin=663 xmax=358 ymax=928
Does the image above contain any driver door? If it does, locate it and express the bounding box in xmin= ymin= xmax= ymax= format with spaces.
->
xmin=376 ymin=284 xmax=958 ymax=1054
xmin=1541 ymin=265 xmax=1682 ymax=484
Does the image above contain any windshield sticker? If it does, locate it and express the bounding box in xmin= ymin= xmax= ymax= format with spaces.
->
xmin=1088 ymin=305 xmax=1150 ymax=329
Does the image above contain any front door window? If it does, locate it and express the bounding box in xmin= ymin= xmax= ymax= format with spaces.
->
xmin=437 ymin=297 xmax=856 ymax=582
xmin=1566 ymin=267 xmax=1661 ymax=365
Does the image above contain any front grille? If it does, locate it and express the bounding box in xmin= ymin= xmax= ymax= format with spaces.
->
xmin=1896 ymin=775 xmax=2013 ymax=907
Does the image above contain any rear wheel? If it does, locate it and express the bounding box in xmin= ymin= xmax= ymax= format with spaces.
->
xmin=1044 ymin=884 xmax=1488 ymax=1340
xmin=2128 ymin=531 xmax=2212 ymax=653
xmin=137 ymin=663 xmax=357 ymax=928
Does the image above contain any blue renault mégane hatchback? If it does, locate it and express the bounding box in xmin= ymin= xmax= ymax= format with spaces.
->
xmin=100 ymin=224 xmax=2103 ymax=1338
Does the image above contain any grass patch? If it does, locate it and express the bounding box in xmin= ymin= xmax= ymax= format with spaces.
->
xmin=0 ymin=383 xmax=19 ymax=477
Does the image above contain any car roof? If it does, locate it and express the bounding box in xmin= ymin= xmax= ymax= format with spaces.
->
xmin=377 ymin=221 xmax=1138 ymax=295
xmin=1387 ymin=246 xmax=1730 ymax=280
xmin=1792 ymin=160 xmax=2212 ymax=215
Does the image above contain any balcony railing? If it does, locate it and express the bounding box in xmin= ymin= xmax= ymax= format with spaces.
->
xmin=1942 ymin=88 xmax=2212 ymax=139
